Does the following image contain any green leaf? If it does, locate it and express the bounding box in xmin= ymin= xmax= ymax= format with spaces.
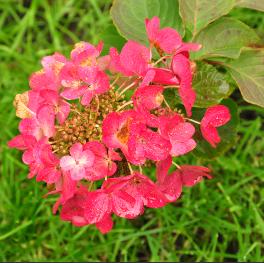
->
xmin=179 ymin=0 xmax=235 ymax=37
xmin=98 ymin=24 xmax=126 ymax=55
xmin=223 ymin=48 xmax=264 ymax=107
xmin=192 ymin=17 xmax=260 ymax=60
xmin=192 ymin=99 xmax=239 ymax=159
xmin=110 ymin=0 xmax=184 ymax=45
xmin=163 ymin=62 xmax=233 ymax=109
xmin=192 ymin=62 xmax=233 ymax=107
xmin=236 ymin=0 xmax=264 ymax=11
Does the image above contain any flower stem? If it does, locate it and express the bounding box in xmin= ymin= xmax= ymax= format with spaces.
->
xmin=185 ymin=118 xmax=201 ymax=125
xmin=116 ymin=100 xmax=133 ymax=112
xmin=116 ymin=77 xmax=132 ymax=93
xmin=117 ymin=80 xmax=138 ymax=98
xmin=163 ymin=97 xmax=171 ymax=110
xmin=110 ymin=74 xmax=121 ymax=88
xmin=172 ymin=161 xmax=181 ymax=169
xmin=152 ymin=55 xmax=171 ymax=66
xmin=127 ymin=162 xmax=133 ymax=174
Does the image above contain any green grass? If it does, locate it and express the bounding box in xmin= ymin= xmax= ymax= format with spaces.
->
xmin=0 ymin=1 xmax=264 ymax=261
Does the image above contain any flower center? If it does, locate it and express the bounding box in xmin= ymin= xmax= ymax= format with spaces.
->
xmin=49 ymin=89 xmax=126 ymax=156
xmin=116 ymin=118 xmax=132 ymax=145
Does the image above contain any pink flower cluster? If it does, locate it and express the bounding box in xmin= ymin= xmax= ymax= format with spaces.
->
xmin=9 ymin=17 xmax=231 ymax=233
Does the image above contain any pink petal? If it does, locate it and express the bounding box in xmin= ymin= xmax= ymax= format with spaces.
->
xmin=57 ymin=100 xmax=71 ymax=124
xmin=200 ymin=105 xmax=230 ymax=147
xmin=170 ymin=139 xmax=196 ymax=156
xmin=70 ymin=143 xmax=83 ymax=160
xmin=168 ymin=122 xmax=195 ymax=141
xmin=37 ymin=167 xmax=61 ymax=184
xmin=145 ymin=16 xmax=160 ymax=41
xmin=92 ymin=70 xmax=110 ymax=94
xmin=8 ymin=134 xmax=36 ymax=150
xmin=109 ymin=47 xmax=132 ymax=75
xmin=172 ymin=53 xmax=196 ymax=116
xmin=120 ymin=40 xmax=151 ymax=76
xmin=95 ymin=215 xmax=113 ymax=234
xmin=22 ymin=149 xmax=34 ymax=165
xmin=133 ymin=173 xmax=167 ymax=208
xmin=40 ymin=89 xmax=59 ymax=105
xmin=133 ymin=85 xmax=164 ymax=111
xmin=29 ymin=71 xmax=57 ymax=91
xmin=201 ymin=105 xmax=231 ymax=127
xmin=37 ymin=105 xmax=55 ymax=138
xmin=180 ymin=165 xmax=212 ymax=187
xmin=84 ymin=190 xmax=111 ymax=224
xmin=176 ymin=43 xmax=202 ymax=54
xmin=151 ymin=68 xmax=179 ymax=85
xmin=201 ymin=125 xmax=221 ymax=148
xmin=97 ymin=55 xmax=111 ymax=71
xmin=70 ymin=166 xmax=86 ymax=180
xmin=156 ymin=156 xmax=172 ymax=184
xmin=81 ymin=90 xmax=93 ymax=106
xmin=79 ymin=149 xmax=95 ymax=168
xmin=111 ymin=189 xmax=143 ymax=219
xmin=156 ymin=27 xmax=182 ymax=54
xmin=158 ymin=171 xmax=182 ymax=202
xmin=71 ymin=41 xmax=99 ymax=64
xmin=60 ymin=156 xmax=76 ymax=171
xmin=60 ymin=86 xmax=87 ymax=100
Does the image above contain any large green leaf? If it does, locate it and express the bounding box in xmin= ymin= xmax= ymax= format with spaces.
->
xmin=163 ymin=62 xmax=233 ymax=109
xmin=192 ymin=18 xmax=260 ymax=60
xmin=223 ymin=48 xmax=264 ymax=107
xmin=98 ymin=24 xmax=126 ymax=55
xmin=236 ymin=0 xmax=264 ymax=11
xmin=192 ymin=99 xmax=239 ymax=159
xmin=192 ymin=62 xmax=233 ymax=107
xmin=110 ymin=0 xmax=184 ymax=45
xmin=179 ymin=0 xmax=235 ymax=37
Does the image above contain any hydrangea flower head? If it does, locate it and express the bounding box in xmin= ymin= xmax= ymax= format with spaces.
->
xmin=9 ymin=16 xmax=230 ymax=233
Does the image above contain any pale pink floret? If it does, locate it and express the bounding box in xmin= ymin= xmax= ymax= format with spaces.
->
xmin=200 ymin=105 xmax=231 ymax=147
xmin=60 ymin=143 xmax=95 ymax=180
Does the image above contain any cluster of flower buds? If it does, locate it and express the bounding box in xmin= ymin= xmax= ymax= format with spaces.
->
xmin=9 ymin=17 xmax=231 ymax=233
